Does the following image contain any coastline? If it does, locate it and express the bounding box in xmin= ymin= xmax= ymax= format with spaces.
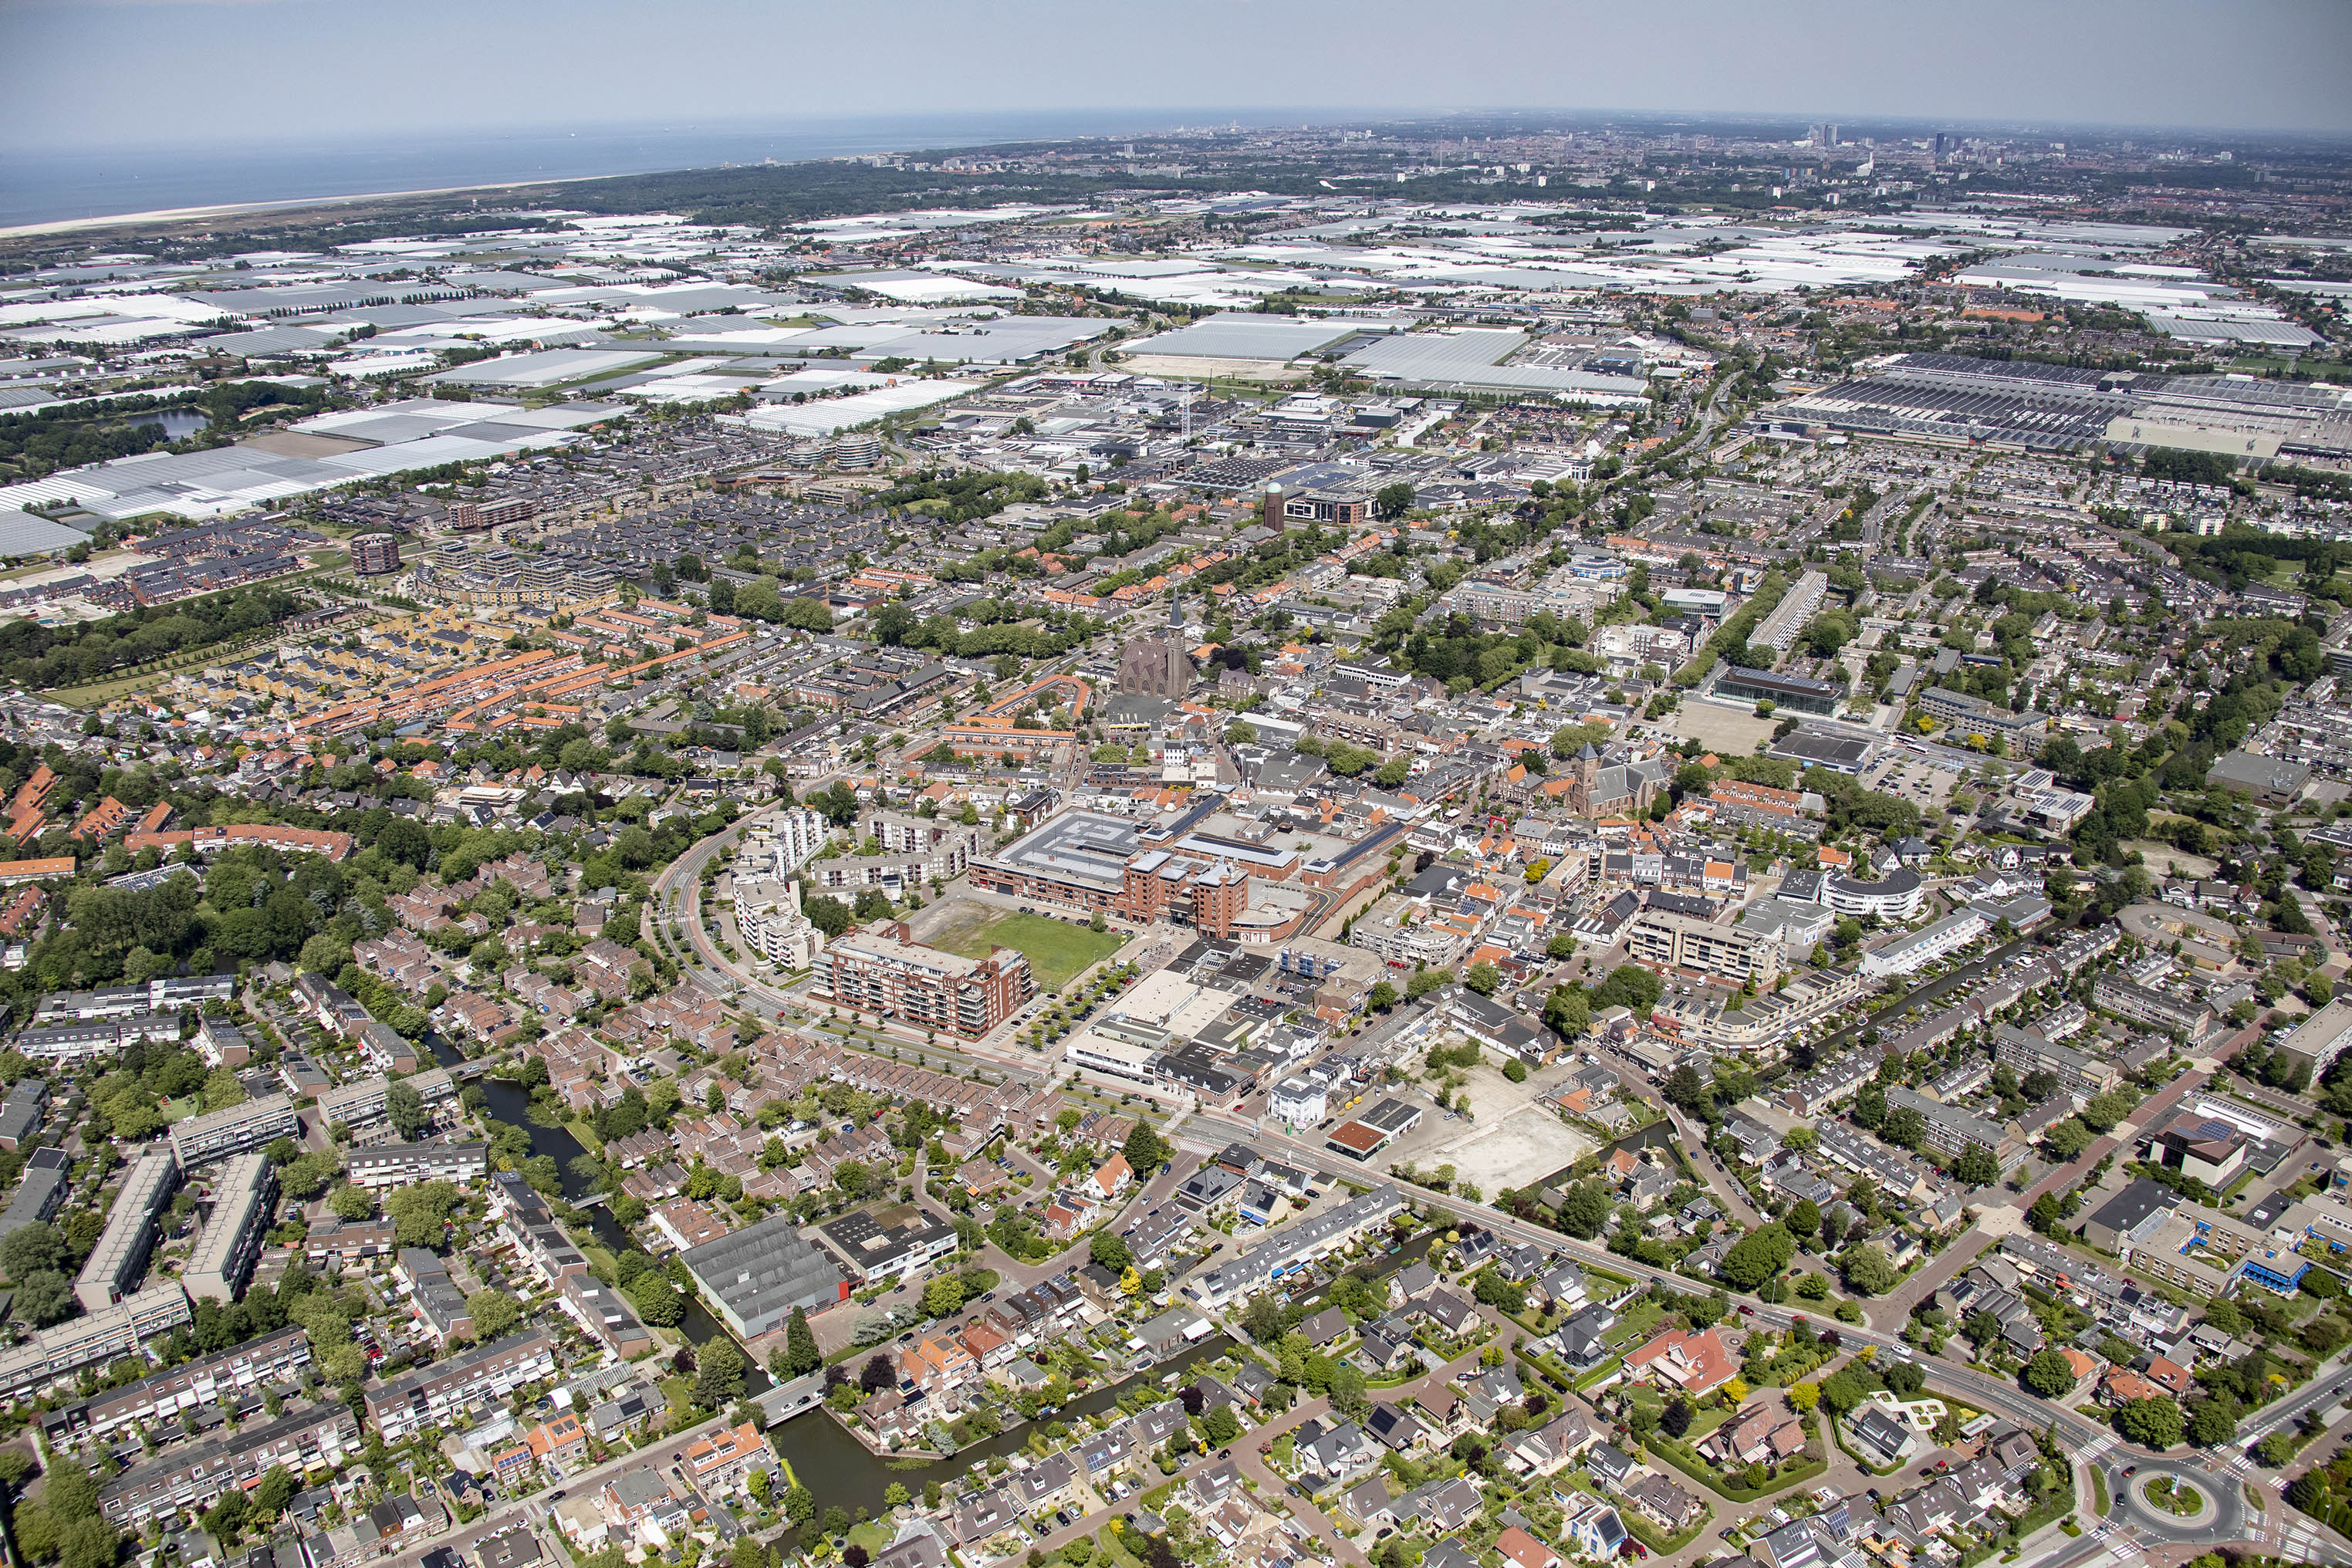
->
xmin=0 ymin=170 xmax=621 ymax=241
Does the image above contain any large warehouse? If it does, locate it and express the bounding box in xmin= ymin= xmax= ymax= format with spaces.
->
xmin=681 ymin=1214 xmax=850 ymax=1339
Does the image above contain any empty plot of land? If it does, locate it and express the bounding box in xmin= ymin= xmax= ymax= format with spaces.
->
xmin=1664 ymin=704 xmax=1780 ymax=755
xmin=1421 ymin=1103 xmax=1598 ymax=1195
xmin=921 ymin=901 xmax=1123 ymax=990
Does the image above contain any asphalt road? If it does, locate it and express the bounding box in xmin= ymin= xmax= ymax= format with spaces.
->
xmin=634 ymin=824 xmax=2352 ymax=1560
xmin=1168 ymin=1110 xmax=2343 ymax=1560
xmin=368 ymin=1410 xmax=738 ymax=1568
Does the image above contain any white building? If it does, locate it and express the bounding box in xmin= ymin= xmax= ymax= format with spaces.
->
xmin=735 ymin=878 xmax=827 ymax=971
xmin=736 ymin=806 xmax=830 ymax=878
xmin=1269 ymin=1073 xmax=1330 ymax=1127
xmin=1860 ymin=910 xmax=1989 ymax=979
xmin=1824 ymin=867 xmax=1927 ymax=920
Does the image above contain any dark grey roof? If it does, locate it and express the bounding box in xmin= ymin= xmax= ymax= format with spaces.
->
xmin=681 ymin=1212 xmax=847 ymax=1330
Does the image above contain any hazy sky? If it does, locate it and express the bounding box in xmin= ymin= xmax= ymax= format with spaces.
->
xmin=7 ymin=0 xmax=2350 ymax=150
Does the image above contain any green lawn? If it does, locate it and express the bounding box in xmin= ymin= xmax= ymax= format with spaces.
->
xmin=941 ymin=911 xmax=1122 ymax=990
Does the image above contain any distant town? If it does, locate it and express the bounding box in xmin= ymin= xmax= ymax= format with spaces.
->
xmin=0 ymin=106 xmax=2346 ymax=1568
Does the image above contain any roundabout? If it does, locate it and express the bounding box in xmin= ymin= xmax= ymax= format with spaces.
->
xmin=2104 ymin=1457 xmax=2242 ymax=1545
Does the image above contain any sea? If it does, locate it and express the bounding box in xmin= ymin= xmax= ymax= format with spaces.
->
xmin=0 ymin=110 xmax=1297 ymax=231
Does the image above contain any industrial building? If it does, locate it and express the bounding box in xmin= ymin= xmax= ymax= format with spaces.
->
xmin=681 ymin=1213 xmax=850 ymax=1338
xmin=1712 ymin=665 xmax=1840 ymax=717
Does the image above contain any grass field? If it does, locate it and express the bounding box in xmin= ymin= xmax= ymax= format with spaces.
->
xmin=932 ymin=906 xmax=1121 ymax=990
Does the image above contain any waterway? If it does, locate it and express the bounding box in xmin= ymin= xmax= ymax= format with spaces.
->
xmin=435 ymin=1026 xmax=1446 ymax=1515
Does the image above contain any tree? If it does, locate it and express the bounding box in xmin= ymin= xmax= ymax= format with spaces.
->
xmin=1124 ymin=1120 xmax=1171 ymax=1173
xmin=783 ymin=1485 xmax=816 ymax=1526
xmin=2023 ymin=1348 xmax=2077 ymax=1399
xmin=2185 ymin=1397 xmax=2239 ymax=1448
xmin=1882 ymin=1106 xmax=1927 ymax=1149
xmin=628 ymin=1273 xmax=684 ymax=1326
xmin=1464 ymin=961 xmax=1500 ymax=996
xmin=923 ymin=1274 xmax=966 ymax=1318
xmin=2116 ymin=1395 xmax=2184 ymax=1449
xmin=466 ymin=1289 xmax=521 ymax=1343
xmin=860 ymin=1353 xmax=897 ymax=1394
xmin=1952 ymin=1145 xmax=2000 ymax=1189
xmin=1787 ymin=1198 xmax=1820 ymax=1241
xmin=1090 ymin=1232 xmax=1134 ymax=1273
xmin=695 ymin=1339 xmax=748 ymax=1407
xmin=0 ymin=1223 xmax=63 ymax=1281
xmin=1374 ymin=481 xmax=1417 ymax=521
xmin=1789 ymin=1381 xmax=1820 ymax=1412
xmin=1663 ymin=1064 xmax=1708 ymax=1113
xmin=1543 ymin=985 xmax=1590 ymax=1041
xmin=1660 ymin=1397 xmax=1694 ymax=1438
xmin=1204 ymin=1404 xmax=1242 ymax=1444
xmin=1818 ymin=1370 xmax=1869 ymax=1415
xmin=2080 ymin=1090 xmax=2135 ymax=1134
xmin=786 ymin=1306 xmax=821 ymax=1377
xmin=385 ymin=1080 xmax=430 ymax=1141
xmin=1718 ymin=1223 xmax=1795 ymax=1291
xmin=385 ymin=1181 xmax=461 ymax=1248
xmin=13 ymin=1272 xmax=73 ymax=1327
xmin=2043 ymin=1118 xmax=2095 ymax=1160
xmin=1841 ymin=1242 xmax=1900 ymax=1296
xmin=1560 ymin=1181 xmax=1612 ymax=1239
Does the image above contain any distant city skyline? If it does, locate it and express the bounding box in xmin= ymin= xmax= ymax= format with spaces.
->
xmin=5 ymin=0 xmax=2349 ymax=154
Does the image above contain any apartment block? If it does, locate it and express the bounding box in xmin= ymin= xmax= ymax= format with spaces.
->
xmin=2090 ymin=975 xmax=2215 ymax=1036
xmin=43 ymin=1326 xmax=312 ymax=1444
xmin=183 ymin=1153 xmax=275 ymax=1304
xmin=1993 ymin=1024 xmax=2121 ymax=1096
xmin=346 ymin=1141 xmax=488 ymax=1191
xmin=365 ymin=1330 xmax=558 ymax=1441
xmin=1623 ymin=907 xmax=1779 ymax=985
xmin=814 ymin=920 xmax=1032 ymax=1039
xmin=1885 ymin=1086 xmax=2025 ymax=1169
xmin=74 ymin=1147 xmax=180 ymax=1312
xmin=99 ymin=1405 xmax=360 ymax=1525
xmin=167 ymin=1093 xmax=299 ymax=1169
xmin=0 ymin=1281 xmax=193 ymax=1401
xmin=316 ymin=1067 xmax=457 ymax=1134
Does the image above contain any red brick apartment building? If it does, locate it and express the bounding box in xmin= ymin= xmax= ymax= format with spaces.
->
xmin=815 ymin=921 xmax=1032 ymax=1039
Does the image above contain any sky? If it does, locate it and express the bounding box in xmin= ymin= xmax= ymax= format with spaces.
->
xmin=5 ymin=0 xmax=2350 ymax=151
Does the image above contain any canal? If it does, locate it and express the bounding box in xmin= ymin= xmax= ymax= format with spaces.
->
xmin=439 ymin=1030 xmax=1447 ymax=1517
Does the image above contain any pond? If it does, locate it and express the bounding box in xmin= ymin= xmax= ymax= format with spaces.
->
xmin=133 ymin=407 xmax=210 ymax=440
